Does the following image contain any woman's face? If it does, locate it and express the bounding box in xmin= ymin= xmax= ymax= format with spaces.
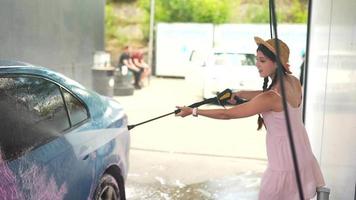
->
xmin=255 ymin=50 xmax=277 ymax=78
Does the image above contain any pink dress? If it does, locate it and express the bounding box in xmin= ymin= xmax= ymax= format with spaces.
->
xmin=259 ymin=97 xmax=325 ymax=200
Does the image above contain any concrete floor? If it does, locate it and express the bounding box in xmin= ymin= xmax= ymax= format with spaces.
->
xmin=115 ymin=77 xmax=268 ymax=200
xmin=125 ymin=149 xmax=265 ymax=200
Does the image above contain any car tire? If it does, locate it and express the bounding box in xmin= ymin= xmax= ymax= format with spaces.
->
xmin=94 ymin=173 xmax=126 ymax=200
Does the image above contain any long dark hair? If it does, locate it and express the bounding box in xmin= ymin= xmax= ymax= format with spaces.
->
xmin=256 ymin=44 xmax=286 ymax=130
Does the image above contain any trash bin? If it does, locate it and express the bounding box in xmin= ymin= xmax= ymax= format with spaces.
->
xmin=92 ymin=67 xmax=115 ymax=97
xmin=113 ymin=65 xmax=134 ymax=96
xmin=317 ymin=186 xmax=330 ymax=200
xmin=92 ymin=51 xmax=115 ymax=96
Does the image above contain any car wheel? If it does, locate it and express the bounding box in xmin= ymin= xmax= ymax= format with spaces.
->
xmin=94 ymin=174 xmax=125 ymax=200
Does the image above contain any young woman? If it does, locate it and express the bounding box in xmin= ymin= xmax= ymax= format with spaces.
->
xmin=176 ymin=37 xmax=325 ymax=200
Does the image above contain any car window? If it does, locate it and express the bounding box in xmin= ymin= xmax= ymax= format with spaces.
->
xmin=62 ymin=89 xmax=89 ymax=126
xmin=242 ymin=54 xmax=256 ymax=66
xmin=0 ymin=76 xmax=70 ymax=161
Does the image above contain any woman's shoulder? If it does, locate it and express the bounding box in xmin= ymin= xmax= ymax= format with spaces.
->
xmin=287 ymin=74 xmax=302 ymax=87
xmin=258 ymin=90 xmax=281 ymax=103
xmin=258 ymin=90 xmax=283 ymax=112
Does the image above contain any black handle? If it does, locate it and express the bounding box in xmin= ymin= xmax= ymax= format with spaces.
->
xmin=234 ymin=96 xmax=248 ymax=104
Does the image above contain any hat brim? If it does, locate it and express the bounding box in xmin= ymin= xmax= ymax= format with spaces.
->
xmin=254 ymin=37 xmax=276 ymax=55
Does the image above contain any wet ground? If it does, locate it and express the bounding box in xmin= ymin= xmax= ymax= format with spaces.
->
xmin=124 ymin=149 xmax=266 ymax=200
xmin=126 ymin=171 xmax=261 ymax=200
xmin=116 ymin=77 xmax=268 ymax=200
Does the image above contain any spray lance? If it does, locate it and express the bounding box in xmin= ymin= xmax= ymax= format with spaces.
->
xmin=127 ymin=88 xmax=247 ymax=130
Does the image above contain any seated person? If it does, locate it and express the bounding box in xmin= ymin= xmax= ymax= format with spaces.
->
xmin=131 ymin=48 xmax=151 ymax=87
xmin=118 ymin=46 xmax=143 ymax=89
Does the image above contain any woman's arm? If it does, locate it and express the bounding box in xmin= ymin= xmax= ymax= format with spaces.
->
xmin=227 ymin=90 xmax=263 ymax=105
xmin=124 ymin=59 xmax=140 ymax=72
xmin=234 ymin=90 xmax=263 ymax=100
xmin=177 ymin=91 xmax=278 ymax=119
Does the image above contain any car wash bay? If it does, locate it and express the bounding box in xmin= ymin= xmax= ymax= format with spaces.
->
xmin=115 ymin=77 xmax=268 ymax=200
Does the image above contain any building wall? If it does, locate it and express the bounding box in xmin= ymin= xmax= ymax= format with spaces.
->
xmin=0 ymin=0 xmax=105 ymax=88
xmin=306 ymin=0 xmax=356 ymax=199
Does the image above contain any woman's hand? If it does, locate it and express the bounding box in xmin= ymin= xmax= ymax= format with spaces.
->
xmin=227 ymin=92 xmax=238 ymax=105
xmin=175 ymin=106 xmax=193 ymax=117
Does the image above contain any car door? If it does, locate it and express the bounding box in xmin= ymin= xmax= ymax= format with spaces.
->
xmin=0 ymin=75 xmax=95 ymax=200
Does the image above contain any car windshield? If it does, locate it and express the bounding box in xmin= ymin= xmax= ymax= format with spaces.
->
xmin=213 ymin=53 xmax=256 ymax=66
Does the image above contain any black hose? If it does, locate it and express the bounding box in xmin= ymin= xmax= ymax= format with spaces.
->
xmin=269 ymin=0 xmax=273 ymax=39
xmin=269 ymin=0 xmax=304 ymax=199
xmin=302 ymin=0 xmax=313 ymax=122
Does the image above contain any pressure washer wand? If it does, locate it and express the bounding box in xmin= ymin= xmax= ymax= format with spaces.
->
xmin=127 ymin=97 xmax=217 ymax=130
xmin=127 ymin=111 xmax=175 ymax=130
xmin=127 ymin=88 xmax=233 ymax=130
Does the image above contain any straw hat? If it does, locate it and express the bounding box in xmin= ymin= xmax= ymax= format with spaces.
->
xmin=254 ymin=36 xmax=291 ymax=74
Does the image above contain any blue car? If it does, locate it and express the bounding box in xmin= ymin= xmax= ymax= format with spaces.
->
xmin=0 ymin=60 xmax=130 ymax=200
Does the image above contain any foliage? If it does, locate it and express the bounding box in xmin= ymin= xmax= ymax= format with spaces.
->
xmin=241 ymin=3 xmax=271 ymax=23
xmin=107 ymin=0 xmax=135 ymax=3
xmin=234 ymin=0 xmax=307 ymax=23
xmin=105 ymin=4 xmax=119 ymax=40
xmin=106 ymin=0 xmax=308 ymax=50
xmin=138 ymin=0 xmax=307 ymax=24
xmin=139 ymin=0 xmax=231 ymax=24
xmin=288 ymin=0 xmax=308 ymax=23
xmin=105 ymin=3 xmax=129 ymax=45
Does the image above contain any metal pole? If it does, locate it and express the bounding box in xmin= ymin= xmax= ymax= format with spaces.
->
xmin=148 ymin=0 xmax=155 ymax=72
xmin=302 ymin=0 xmax=313 ymax=122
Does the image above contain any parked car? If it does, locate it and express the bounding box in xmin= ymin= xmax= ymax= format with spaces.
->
xmin=202 ymin=49 xmax=261 ymax=99
xmin=0 ymin=60 xmax=130 ymax=200
xmin=187 ymin=49 xmax=261 ymax=99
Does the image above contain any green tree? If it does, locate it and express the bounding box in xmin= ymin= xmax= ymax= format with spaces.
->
xmin=107 ymin=0 xmax=308 ymax=49
xmin=288 ymin=0 xmax=308 ymax=23
xmin=241 ymin=2 xmax=271 ymax=23
xmin=233 ymin=0 xmax=307 ymax=23
xmin=139 ymin=0 xmax=231 ymax=24
xmin=138 ymin=0 xmax=307 ymax=24
xmin=105 ymin=4 xmax=117 ymax=40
